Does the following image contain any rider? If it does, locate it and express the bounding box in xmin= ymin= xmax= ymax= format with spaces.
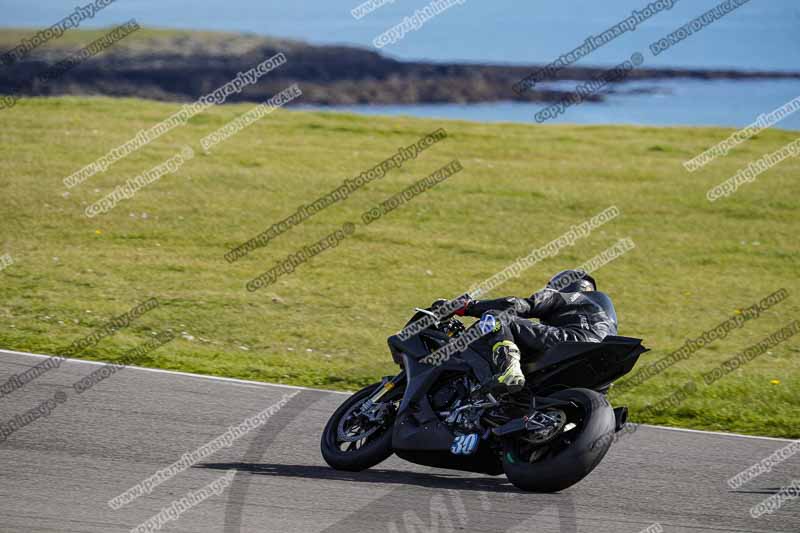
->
xmin=454 ymin=270 xmax=618 ymax=391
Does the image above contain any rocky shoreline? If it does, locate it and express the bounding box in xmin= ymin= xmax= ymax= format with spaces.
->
xmin=1 ymin=29 xmax=798 ymax=106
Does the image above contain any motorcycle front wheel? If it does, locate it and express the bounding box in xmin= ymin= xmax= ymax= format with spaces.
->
xmin=321 ymin=381 xmax=402 ymax=471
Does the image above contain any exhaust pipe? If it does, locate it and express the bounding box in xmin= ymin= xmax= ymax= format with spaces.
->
xmin=613 ymin=406 xmax=628 ymax=432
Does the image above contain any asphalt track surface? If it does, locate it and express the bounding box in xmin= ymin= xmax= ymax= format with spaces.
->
xmin=0 ymin=349 xmax=798 ymax=533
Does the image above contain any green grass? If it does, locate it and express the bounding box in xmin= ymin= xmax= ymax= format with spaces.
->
xmin=1 ymin=96 xmax=798 ymax=437
xmin=0 ymin=26 xmax=301 ymax=55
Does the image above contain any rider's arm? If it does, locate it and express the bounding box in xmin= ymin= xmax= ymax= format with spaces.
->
xmin=462 ymin=297 xmax=533 ymax=318
xmin=525 ymin=289 xmax=568 ymax=317
xmin=461 ymin=287 xmax=574 ymax=319
xmin=463 ymin=290 xmax=567 ymax=319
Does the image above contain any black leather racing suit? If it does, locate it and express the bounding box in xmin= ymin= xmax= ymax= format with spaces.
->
xmin=463 ymin=289 xmax=618 ymax=363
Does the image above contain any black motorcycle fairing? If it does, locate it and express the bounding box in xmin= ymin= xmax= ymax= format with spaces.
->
xmin=388 ymin=331 xmax=492 ymax=413
xmin=388 ymin=327 xmax=451 ymax=363
xmin=395 ymin=446 xmax=503 ymax=476
xmin=391 ymin=350 xmax=505 ymax=475
xmin=392 ymin=350 xmax=490 ymax=452
xmin=524 ymin=335 xmax=648 ymax=392
xmin=388 ymin=333 xmax=427 ymax=362
xmin=391 ymin=355 xmax=460 ymax=451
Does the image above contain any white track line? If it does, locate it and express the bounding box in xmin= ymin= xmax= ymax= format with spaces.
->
xmin=1 ymin=348 xmax=794 ymax=441
xmin=0 ymin=348 xmax=349 ymax=395
xmin=638 ymin=424 xmax=794 ymax=443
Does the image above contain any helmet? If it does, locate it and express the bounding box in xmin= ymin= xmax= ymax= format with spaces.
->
xmin=547 ymin=270 xmax=596 ymax=293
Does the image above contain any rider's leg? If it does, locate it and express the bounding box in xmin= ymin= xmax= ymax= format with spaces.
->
xmin=509 ymin=321 xmax=570 ymax=353
xmin=510 ymin=320 xmax=602 ymax=363
xmin=472 ymin=311 xmax=526 ymax=391
xmin=472 ymin=314 xmax=603 ymax=389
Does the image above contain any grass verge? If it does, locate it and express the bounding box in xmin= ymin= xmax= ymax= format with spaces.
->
xmin=0 ymin=96 xmax=798 ymax=437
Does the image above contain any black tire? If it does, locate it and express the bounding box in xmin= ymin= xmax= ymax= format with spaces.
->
xmin=321 ymin=382 xmax=400 ymax=472
xmin=502 ymin=388 xmax=615 ymax=492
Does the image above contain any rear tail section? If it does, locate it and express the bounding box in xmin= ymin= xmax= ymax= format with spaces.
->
xmin=524 ymin=335 xmax=648 ymax=392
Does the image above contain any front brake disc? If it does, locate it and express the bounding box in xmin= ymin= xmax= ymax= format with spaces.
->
xmin=337 ymin=401 xmax=383 ymax=442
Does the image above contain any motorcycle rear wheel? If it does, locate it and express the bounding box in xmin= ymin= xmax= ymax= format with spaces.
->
xmin=502 ymin=387 xmax=615 ymax=492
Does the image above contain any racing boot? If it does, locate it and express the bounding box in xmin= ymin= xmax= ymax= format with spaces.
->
xmin=492 ymin=341 xmax=525 ymax=392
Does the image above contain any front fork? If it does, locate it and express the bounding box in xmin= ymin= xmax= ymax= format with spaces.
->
xmin=359 ymin=372 xmax=406 ymax=415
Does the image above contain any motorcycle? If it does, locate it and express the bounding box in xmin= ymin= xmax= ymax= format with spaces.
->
xmin=320 ymin=299 xmax=648 ymax=492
